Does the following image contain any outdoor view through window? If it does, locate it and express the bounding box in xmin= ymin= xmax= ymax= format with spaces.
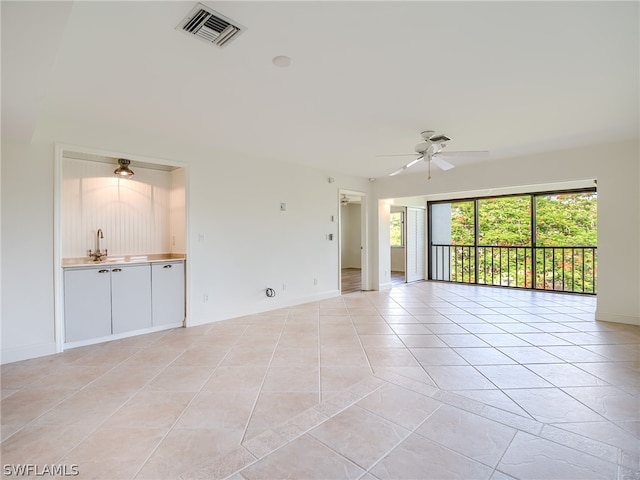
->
xmin=429 ymin=190 xmax=597 ymax=294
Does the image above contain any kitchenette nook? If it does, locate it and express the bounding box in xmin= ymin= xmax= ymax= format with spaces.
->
xmin=58 ymin=147 xmax=187 ymax=348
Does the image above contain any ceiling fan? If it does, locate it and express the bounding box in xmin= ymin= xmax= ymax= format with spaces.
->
xmin=381 ymin=130 xmax=488 ymax=179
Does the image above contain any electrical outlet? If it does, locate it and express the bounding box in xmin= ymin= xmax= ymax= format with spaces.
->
xmin=282 ymin=283 xmax=287 ymax=291
xmin=280 ymin=202 xmax=286 ymax=211
xmin=203 ymin=294 xmax=209 ymax=302
xmin=313 ymin=278 xmax=318 ymax=286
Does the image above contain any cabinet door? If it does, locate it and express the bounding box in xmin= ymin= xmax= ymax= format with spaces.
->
xmin=152 ymin=262 xmax=185 ymax=326
xmin=64 ymin=268 xmax=112 ymax=343
xmin=111 ymin=264 xmax=152 ymax=334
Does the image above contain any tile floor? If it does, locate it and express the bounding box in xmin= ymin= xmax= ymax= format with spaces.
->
xmin=1 ymin=282 xmax=639 ymax=479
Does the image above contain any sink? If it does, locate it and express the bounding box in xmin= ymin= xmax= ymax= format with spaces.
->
xmin=63 ymin=253 xmax=184 ymax=268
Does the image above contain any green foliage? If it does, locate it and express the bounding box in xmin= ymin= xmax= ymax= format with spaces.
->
xmin=443 ymin=191 xmax=597 ymax=293
xmin=536 ymin=193 xmax=597 ymax=246
xmin=390 ymin=212 xmax=403 ymax=246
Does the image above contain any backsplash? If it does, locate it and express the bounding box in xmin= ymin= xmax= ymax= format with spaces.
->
xmin=62 ymin=158 xmax=178 ymax=258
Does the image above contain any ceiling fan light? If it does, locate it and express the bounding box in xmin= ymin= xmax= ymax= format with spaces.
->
xmin=114 ymin=158 xmax=134 ymax=177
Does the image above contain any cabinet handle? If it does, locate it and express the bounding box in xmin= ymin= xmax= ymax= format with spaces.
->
xmin=163 ymin=264 xmax=172 ymax=269
xmin=112 ymin=268 xmax=122 ymax=272
xmin=98 ymin=269 xmax=109 ymax=273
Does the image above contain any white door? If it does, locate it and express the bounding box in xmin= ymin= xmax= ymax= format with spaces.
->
xmin=406 ymin=207 xmax=426 ymax=283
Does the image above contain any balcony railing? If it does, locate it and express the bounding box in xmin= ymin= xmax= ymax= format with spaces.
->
xmin=430 ymin=244 xmax=597 ymax=294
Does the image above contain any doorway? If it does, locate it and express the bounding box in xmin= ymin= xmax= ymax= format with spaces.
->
xmin=339 ymin=190 xmax=368 ymax=294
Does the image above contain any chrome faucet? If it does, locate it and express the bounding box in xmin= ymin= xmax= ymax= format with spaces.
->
xmin=89 ymin=228 xmax=108 ymax=262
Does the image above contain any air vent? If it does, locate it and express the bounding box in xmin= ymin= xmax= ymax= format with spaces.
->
xmin=177 ymin=4 xmax=245 ymax=47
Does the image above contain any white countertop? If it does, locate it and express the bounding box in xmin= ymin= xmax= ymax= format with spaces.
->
xmin=63 ymin=253 xmax=185 ymax=268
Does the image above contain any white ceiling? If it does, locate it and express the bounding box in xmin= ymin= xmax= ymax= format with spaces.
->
xmin=3 ymin=1 xmax=638 ymax=178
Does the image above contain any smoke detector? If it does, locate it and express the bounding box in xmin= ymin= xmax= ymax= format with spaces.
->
xmin=177 ymin=3 xmax=245 ymax=47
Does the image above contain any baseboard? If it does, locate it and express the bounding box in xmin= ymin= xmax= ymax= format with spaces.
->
xmin=595 ymin=310 xmax=640 ymax=326
xmin=378 ymin=281 xmax=393 ymax=290
xmin=188 ymin=289 xmax=342 ymax=327
xmin=1 ymin=341 xmax=58 ymax=365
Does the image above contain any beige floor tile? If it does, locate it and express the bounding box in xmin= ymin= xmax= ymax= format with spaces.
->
xmin=416 ymin=404 xmax=517 ymax=467
xmin=34 ymin=386 xmax=133 ymax=427
xmin=122 ymin=346 xmax=185 ymax=367
xmin=498 ymin=346 xmax=566 ymax=364
xmin=201 ymin=366 xmax=267 ymax=393
xmin=240 ymin=434 xmax=363 ymax=479
xmin=438 ymin=334 xmax=490 ymax=348
xmin=105 ymin=390 xmax=194 ymax=430
xmin=357 ymin=383 xmax=441 ymax=429
xmin=423 ymin=323 xmax=470 ymax=334
xmin=261 ymin=366 xmax=319 ymax=392
xmin=270 ymin=346 xmax=319 ymax=366
xmin=0 ymin=387 xmax=75 ymax=426
xmin=525 ymin=363 xmax=609 ymax=387
xmin=136 ymin=427 xmax=242 ymax=479
xmin=321 ymin=346 xmax=369 ymax=367
xmin=454 ymin=347 xmax=517 ymax=365
xmin=247 ymin=392 xmax=319 ymax=437
xmin=551 ymin=421 xmax=640 ymax=453
xmin=398 ymin=334 xmax=448 ymax=348
xmin=422 ymin=365 xmax=495 ymax=390
xmin=388 ymin=323 xmax=430 ymax=334
xmin=61 ymin=426 xmax=166 ymax=479
xmin=410 ymin=347 xmax=468 ymax=366
xmin=456 ymin=389 xmax=532 ymax=417
xmin=539 ymin=345 xmax=608 ymax=363
xmin=563 ymin=385 xmax=640 ymax=422
xmin=476 ymin=334 xmax=531 ymax=347
xmin=358 ymin=334 xmax=404 ymax=347
xmin=476 ymin=365 xmax=552 ymax=389
xmin=504 ymin=388 xmax=604 ymax=423
xmin=220 ymin=345 xmax=276 ymax=367
xmin=171 ymin=345 xmax=230 ymax=366
xmin=1 ymin=423 xmax=95 ymax=465
xmin=176 ymin=390 xmax=257 ymax=430
xmin=146 ymin=365 xmax=213 ymax=391
xmin=364 ymin=347 xmax=421 ymax=368
xmin=88 ymin=364 xmax=163 ymax=392
xmin=277 ymin=331 xmax=318 ymax=347
xmin=0 ymin=364 xmax=54 ymax=390
xmin=3 ymin=283 xmax=639 ymax=480
xmin=320 ymin=366 xmax=372 ymax=391
xmin=497 ymin=431 xmax=617 ymax=480
xmin=575 ymin=362 xmax=640 ymax=387
xmin=370 ymin=433 xmax=494 ymax=480
xmin=310 ymin=405 xmax=410 ymax=469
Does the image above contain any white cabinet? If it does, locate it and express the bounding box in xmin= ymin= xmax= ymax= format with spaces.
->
xmin=111 ymin=265 xmax=152 ymax=334
xmin=64 ymin=267 xmax=112 ymax=342
xmin=64 ymin=264 xmax=152 ymax=343
xmin=152 ymin=261 xmax=185 ymax=326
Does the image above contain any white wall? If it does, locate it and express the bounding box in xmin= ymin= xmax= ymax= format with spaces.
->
xmin=1 ymin=118 xmax=371 ymax=363
xmin=170 ymin=168 xmax=186 ymax=254
xmin=340 ymin=203 xmax=361 ymax=268
xmin=390 ymin=247 xmax=405 ymax=272
xmin=373 ymin=140 xmax=640 ymax=326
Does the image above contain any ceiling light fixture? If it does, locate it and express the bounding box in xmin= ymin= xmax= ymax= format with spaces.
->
xmin=114 ymin=158 xmax=134 ymax=177
xmin=272 ymin=55 xmax=292 ymax=68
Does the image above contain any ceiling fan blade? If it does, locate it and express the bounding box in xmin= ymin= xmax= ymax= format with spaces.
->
xmin=437 ymin=150 xmax=489 ymax=159
xmin=431 ymin=155 xmax=455 ymax=171
xmin=389 ymin=155 xmax=424 ymax=176
xmin=376 ymin=153 xmax=417 ymax=157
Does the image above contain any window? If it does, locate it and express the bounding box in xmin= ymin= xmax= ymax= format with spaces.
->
xmin=390 ymin=211 xmax=404 ymax=247
xmin=428 ymin=188 xmax=597 ymax=294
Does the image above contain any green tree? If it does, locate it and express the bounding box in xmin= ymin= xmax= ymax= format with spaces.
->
xmin=445 ymin=192 xmax=597 ymax=293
